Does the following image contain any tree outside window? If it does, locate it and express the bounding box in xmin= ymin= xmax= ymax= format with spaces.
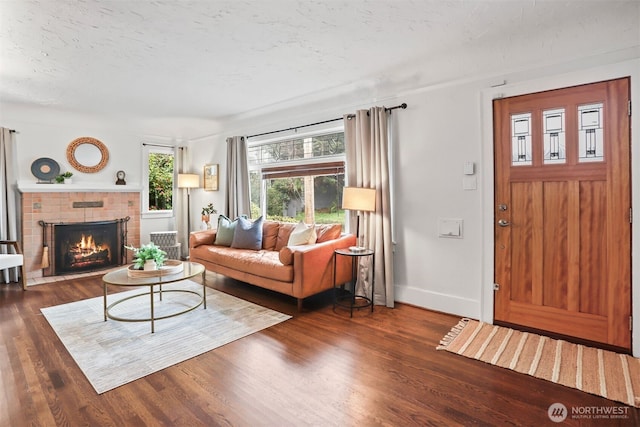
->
xmin=143 ymin=144 xmax=175 ymax=216
xmin=148 ymin=152 xmax=174 ymax=210
xmin=248 ymin=131 xmax=346 ymax=225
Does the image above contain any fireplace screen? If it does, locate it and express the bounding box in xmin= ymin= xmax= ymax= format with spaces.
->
xmin=40 ymin=218 xmax=128 ymax=276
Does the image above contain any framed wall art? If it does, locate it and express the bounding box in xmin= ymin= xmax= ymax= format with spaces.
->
xmin=203 ymin=164 xmax=219 ymax=191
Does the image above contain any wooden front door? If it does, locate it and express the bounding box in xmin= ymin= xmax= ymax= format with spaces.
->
xmin=493 ymin=78 xmax=631 ymax=350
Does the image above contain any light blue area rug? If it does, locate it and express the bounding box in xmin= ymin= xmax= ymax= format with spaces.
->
xmin=41 ymin=280 xmax=291 ymax=393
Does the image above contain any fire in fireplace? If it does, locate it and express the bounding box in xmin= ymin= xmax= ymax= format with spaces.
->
xmin=40 ymin=218 xmax=129 ymax=276
xmin=65 ymin=233 xmax=111 ymax=269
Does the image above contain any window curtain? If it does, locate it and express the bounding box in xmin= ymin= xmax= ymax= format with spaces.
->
xmin=1 ymin=127 xmax=21 ymax=283
xmin=225 ymin=136 xmax=251 ymax=218
xmin=176 ymin=146 xmax=189 ymax=259
xmin=344 ymin=108 xmax=394 ymax=307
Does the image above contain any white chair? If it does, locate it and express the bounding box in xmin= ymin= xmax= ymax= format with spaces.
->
xmin=0 ymin=240 xmax=27 ymax=290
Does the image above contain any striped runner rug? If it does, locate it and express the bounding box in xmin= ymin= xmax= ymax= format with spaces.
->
xmin=437 ymin=318 xmax=640 ymax=408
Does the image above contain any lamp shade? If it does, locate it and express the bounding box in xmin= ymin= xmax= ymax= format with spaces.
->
xmin=342 ymin=187 xmax=376 ymax=212
xmin=178 ymin=173 xmax=200 ymax=189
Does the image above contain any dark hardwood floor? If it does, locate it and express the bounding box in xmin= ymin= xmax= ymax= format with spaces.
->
xmin=1 ymin=272 xmax=639 ymax=426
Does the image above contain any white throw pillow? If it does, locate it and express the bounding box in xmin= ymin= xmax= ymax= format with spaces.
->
xmin=287 ymin=221 xmax=317 ymax=246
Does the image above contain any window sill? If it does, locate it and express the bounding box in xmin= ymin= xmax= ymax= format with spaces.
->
xmin=142 ymin=210 xmax=174 ymax=220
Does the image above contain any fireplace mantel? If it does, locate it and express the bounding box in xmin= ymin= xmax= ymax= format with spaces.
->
xmin=20 ymin=188 xmax=141 ymax=282
xmin=18 ymin=181 xmax=143 ymax=193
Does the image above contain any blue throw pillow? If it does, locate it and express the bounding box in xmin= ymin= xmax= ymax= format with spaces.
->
xmin=214 ymin=215 xmax=238 ymax=247
xmin=231 ymin=216 xmax=264 ymax=250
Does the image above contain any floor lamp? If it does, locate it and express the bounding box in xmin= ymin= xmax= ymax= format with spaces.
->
xmin=178 ymin=173 xmax=200 ymax=259
xmin=342 ymin=187 xmax=376 ymax=251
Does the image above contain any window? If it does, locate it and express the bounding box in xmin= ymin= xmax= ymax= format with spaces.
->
xmin=142 ymin=144 xmax=176 ymax=217
xmin=248 ymin=130 xmax=346 ymax=226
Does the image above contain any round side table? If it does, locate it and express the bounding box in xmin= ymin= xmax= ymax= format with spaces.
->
xmin=333 ymin=248 xmax=375 ymax=317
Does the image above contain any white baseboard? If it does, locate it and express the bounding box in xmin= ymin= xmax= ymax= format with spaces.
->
xmin=395 ymin=285 xmax=480 ymax=319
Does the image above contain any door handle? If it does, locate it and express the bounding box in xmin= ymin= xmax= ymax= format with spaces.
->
xmin=498 ymin=219 xmax=510 ymax=227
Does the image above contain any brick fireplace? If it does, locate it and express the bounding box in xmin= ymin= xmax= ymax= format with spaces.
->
xmin=20 ymin=189 xmax=141 ymax=281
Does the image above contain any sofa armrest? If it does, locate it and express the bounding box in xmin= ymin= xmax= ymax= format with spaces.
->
xmin=189 ymin=230 xmax=217 ymax=248
xmin=291 ymin=233 xmax=356 ymax=298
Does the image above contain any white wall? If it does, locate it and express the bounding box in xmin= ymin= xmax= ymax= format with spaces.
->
xmin=4 ymin=105 xmax=146 ymax=186
xmin=392 ymin=80 xmax=485 ymax=316
xmin=182 ymin=134 xmax=227 ymax=234
xmin=0 ymin=104 xmax=207 ymax=244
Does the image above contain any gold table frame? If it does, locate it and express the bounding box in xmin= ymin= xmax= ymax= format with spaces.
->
xmin=102 ymin=261 xmax=206 ymax=333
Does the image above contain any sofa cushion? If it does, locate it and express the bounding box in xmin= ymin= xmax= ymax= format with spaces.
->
xmin=316 ymin=223 xmax=342 ymax=243
xmin=194 ymin=246 xmax=293 ymax=282
xmin=191 ymin=230 xmax=215 ymax=248
xmin=278 ymin=246 xmax=294 ymax=265
xmin=274 ymin=222 xmax=297 ymax=251
xmin=231 ymin=216 xmax=264 ymax=250
xmin=288 ymin=221 xmax=317 ymax=246
xmin=214 ymin=215 xmax=238 ymax=246
xmin=262 ymin=220 xmax=280 ymax=251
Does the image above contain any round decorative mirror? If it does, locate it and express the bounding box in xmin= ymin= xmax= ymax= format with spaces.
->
xmin=67 ymin=137 xmax=109 ymax=173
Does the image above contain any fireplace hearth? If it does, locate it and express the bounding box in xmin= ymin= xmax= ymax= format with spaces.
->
xmin=40 ymin=217 xmax=129 ymax=276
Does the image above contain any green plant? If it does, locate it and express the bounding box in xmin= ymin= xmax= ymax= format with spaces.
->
xmin=55 ymin=171 xmax=73 ymax=183
xmin=201 ymin=203 xmax=217 ymax=216
xmin=148 ymin=152 xmax=174 ymax=210
xmin=125 ymin=243 xmax=167 ymax=269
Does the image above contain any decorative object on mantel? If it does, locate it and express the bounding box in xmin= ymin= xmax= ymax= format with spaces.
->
xmin=67 ymin=136 xmax=109 ymax=173
xmin=124 ymin=242 xmax=167 ymax=270
xmin=31 ymin=157 xmax=60 ymax=183
xmin=115 ymin=170 xmax=126 ymax=185
xmin=201 ymin=203 xmax=217 ymax=229
xmin=203 ymin=164 xmax=219 ymax=191
xmin=55 ymin=171 xmax=73 ymax=184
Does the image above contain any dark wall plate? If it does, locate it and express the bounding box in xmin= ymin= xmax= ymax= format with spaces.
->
xmin=31 ymin=157 xmax=60 ymax=181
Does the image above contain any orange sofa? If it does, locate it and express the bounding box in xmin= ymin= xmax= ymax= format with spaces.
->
xmin=189 ymin=220 xmax=356 ymax=310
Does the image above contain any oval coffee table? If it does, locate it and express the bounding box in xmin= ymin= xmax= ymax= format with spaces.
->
xmin=102 ymin=261 xmax=206 ymax=333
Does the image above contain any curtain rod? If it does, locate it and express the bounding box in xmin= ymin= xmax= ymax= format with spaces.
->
xmin=247 ymin=103 xmax=407 ymax=139
xmin=142 ymin=142 xmax=175 ymax=148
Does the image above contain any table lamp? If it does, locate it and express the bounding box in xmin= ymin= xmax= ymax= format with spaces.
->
xmin=342 ymin=186 xmax=376 ymax=252
xmin=178 ymin=173 xmax=200 ymax=257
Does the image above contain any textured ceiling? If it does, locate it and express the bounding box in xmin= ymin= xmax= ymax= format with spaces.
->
xmin=0 ymin=0 xmax=638 ymax=127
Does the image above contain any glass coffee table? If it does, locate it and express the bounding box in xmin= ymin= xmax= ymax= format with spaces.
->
xmin=102 ymin=261 xmax=206 ymax=333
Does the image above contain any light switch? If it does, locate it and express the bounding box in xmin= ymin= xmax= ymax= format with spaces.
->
xmin=438 ymin=218 xmax=463 ymax=238
xmin=463 ymin=176 xmax=477 ymax=190
xmin=464 ymin=161 xmax=475 ymax=175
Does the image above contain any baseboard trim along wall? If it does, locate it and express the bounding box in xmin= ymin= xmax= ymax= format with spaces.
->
xmin=394 ymin=285 xmax=480 ymax=319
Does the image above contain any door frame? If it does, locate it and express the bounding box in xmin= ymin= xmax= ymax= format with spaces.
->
xmin=480 ymin=59 xmax=640 ymax=356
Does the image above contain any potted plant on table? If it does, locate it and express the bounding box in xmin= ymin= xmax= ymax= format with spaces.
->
xmin=125 ymin=243 xmax=167 ymax=270
xmin=201 ymin=203 xmax=217 ymax=229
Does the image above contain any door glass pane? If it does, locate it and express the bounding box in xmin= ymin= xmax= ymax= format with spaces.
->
xmin=511 ymin=112 xmax=532 ymax=166
xmin=543 ymin=108 xmax=566 ymax=164
xmin=578 ymin=103 xmax=604 ymax=162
